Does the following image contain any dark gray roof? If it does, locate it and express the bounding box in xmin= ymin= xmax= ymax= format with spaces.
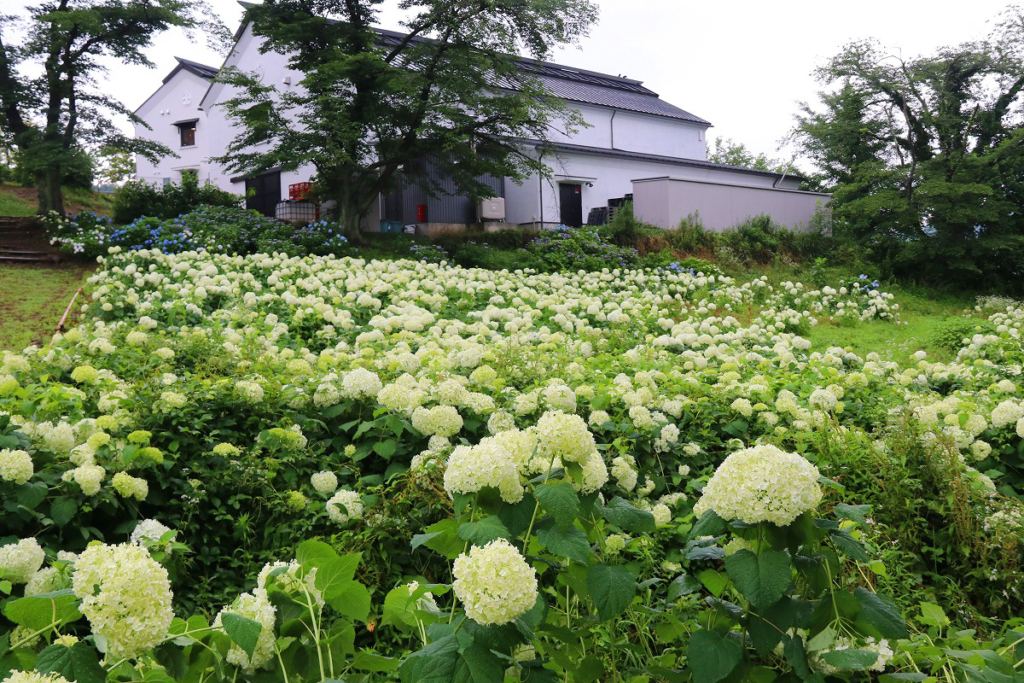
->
xmin=172 ymin=57 xmax=219 ymax=81
xmin=248 ymin=11 xmax=711 ymax=125
xmin=535 ymin=141 xmax=805 ymax=181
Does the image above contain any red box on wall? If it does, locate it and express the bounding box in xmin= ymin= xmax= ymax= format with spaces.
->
xmin=289 ymin=182 xmax=312 ymax=200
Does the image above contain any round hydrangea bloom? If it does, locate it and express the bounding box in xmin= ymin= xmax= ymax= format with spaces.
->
xmin=536 ymin=411 xmax=595 ymax=464
xmin=693 ymin=445 xmax=823 ymax=526
xmin=651 ymin=503 xmax=672 ymax=527
xmin=444 ymin=440 xmax=524 ymax=504
xmin=70 ymin=365 xmax=99 ymax=383
xmin=411 ymin=405 xmax=464 ymax=437
xmin=452 ymin=539 xmax=537 ymax=626
xmin=255 ymin=561 xmax=322 ymax=608
xmin=214 ymin=591 xmax=276 ymax=672
xmin=0 ymin=449 xmax=33 ymax=484
xmin=213 ymin=443 xmax=240 ymax=456
xmin=808 ymin=389 xmax=838 ymax=411
xmin=487 ymin=410 xmax=516 ymax=434
xmin=991 ymin=400 xmax=1024 ymax=428
xmin=130 ymin=519 xmax=174 ymax=549
xmin=112 ymin=472 xmax=148 ymax=501
xmin=0 ymin=538 xmax=45 ymax=583
xmin=2 ymin=672 xmax=72 ymax=683
xmin=611 ymin=456 xmax=638 ymax=491
xmin=286 ymin=491 xmax=307 ymax=511
xmin=310 ymin=471 xmax=338 ymax=495
xmin=25 ymin=566 xmax=64 ymax=596
xmin=235 ymin=380 xmax=265 ymax=403
xmin=72 ymin=543 xmax=174 ymax=660
xmin=341 ymin=368 xmax=383 ymax=400
xmin=605 ymin=534 xmax=628 ymax=554
xmin=571 ymin=450 xmax=609 ymax=494
xmin=326 ymin=489 xmax=363 ymax=525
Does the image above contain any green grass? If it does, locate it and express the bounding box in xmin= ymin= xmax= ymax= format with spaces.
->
xmin=0 ymin=186 xmax=36 ymax=216
xmin=0 ymin=263 xmax=95 ymax=350
xmin=0 ymin=184 xmax=114 ymax=217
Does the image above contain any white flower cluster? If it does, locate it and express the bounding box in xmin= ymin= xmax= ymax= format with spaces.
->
xmin=72 ymin=543 xmax=174 ymax=660
xmin=214 ymin=591 xmax=277 ymax=672
xmin=0 ymin=449 xmax=33 ymax=484
xmin=444 ymin=439 xmax=524 ymax=504
xmin=326 ymin=489 xmax=363 ymax=525
xmin=0 ymin=538 xmax=45 ymax=583
xmin=694 ymin=445 xmax=823 ymax=526
xmin=452 ymin=539 xmax=538 ymax=625
xmin=310 ymin=470 xmax=338 ymax=495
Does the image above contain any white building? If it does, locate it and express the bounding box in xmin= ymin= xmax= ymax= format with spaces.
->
xmin=134 ymin=12 xmax=828 ymax=233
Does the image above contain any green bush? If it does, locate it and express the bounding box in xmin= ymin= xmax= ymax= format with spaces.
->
xmin=932 ymin=316 xmax=994 ymax=353
xmin=524 ymin=225 xmax=640 ymax=272
xmin=113 ymin=173 xmax=242 ymax=224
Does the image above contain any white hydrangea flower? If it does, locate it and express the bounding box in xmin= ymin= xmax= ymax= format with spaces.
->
xmin=214 ymin=591 xmax=277 ymax=672
xmin=0 ymin=538 xmax=45 ymax=583
xmin=0 ymin=449 xmax=33 ymax=484
xmin=326 ymin=489 xmax=363 ymax=525
xmin=411 ymin=405 xmax=464 ymax=437
xmin=536 ymin=410 xmax=595 ymax=464
xmin=452 ymin=539 xmax=537 ymax=626
xmin=693 ymin=445 xmax=823 ymax=526
xmin=130 ymin=519 xmax=173 ymax=548
xmin=444 ymin=439 xmax=524 ymax=504
xmin=72 ymin=543 xmax=174 ymax=660
xmin=311 ymin=471 xmax=339 ymax=495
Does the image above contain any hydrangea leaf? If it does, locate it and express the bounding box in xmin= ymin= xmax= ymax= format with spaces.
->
xmin=49 ymin=497 xmax=77 ymax=528
xmin=723 ymin=549 xmax=792 ymax=611
xmin=5 ymin=590 xmax=81 ymax=631
xmin=667 ymin=572 xmax=701 ymax=601
xmin=497 ymin=494 xmax=536 ymax=538
xmin=458 ymin=516 xmax=512 ymax=546
xmin=536 ymin=520 xmax=591 ymax=565
xmin=586 ymin=563 xmax=637 ymax=620
xmin=833 ymin=503 xmax=871 ymax=524
xmin=411 ymin=519 xmax=464 ymax=559
xmin=830 ymin=529 xmax=869 ymax=562
xmin=351 ymin=651 xmax=399 ymax=672
xmin=534 ymin=482 xmax=580 ymax=530
xmin=313 ymin=554 xmax=361 ymax=596
xmin=818 ymin=648 xmax=882 ymax=671
xmin=325 ymin=580 xmax=372 ymax=623
xmin=600 ymin=497 xmax=655 ymax=534
xmin=220 ymin=613 xmax=262 ymax=660
xmin=686 ymin=629 xmax=743 ymax=683
xmin=35 ymin=642 xmax=106 ymax=683
xmin=854 ymin=587 xmax=908 ymax=639
xmin=688 ymin=510 xmax=727 ymax=541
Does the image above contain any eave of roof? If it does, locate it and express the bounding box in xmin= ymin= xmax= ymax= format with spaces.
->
xmin=134 ymin=57 xmax=220 ymax=115
xmin=230 ymin=1 xmax=711 ymax=125
xmin=534 ymin=140 xmax=806 ymax=182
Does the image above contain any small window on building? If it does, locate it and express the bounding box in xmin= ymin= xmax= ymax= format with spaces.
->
xmin=176 ymin=121 xmax=196 ymax=147
xmin=180 ymin=168 xmax=198 ymax=182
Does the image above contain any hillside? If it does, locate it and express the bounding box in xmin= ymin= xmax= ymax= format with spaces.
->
xmin=0 ymin=183 xmax=114 ymax=217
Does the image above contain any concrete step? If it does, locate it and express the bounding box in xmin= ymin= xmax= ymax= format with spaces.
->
xmin=0 ymin=255 xmax=60 ymax=263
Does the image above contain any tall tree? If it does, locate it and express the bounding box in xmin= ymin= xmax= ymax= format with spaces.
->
xmin=707 ymin=136 xmax=801 ymax=177
xmin=0 ymin=0 xmax=227 ymax=215
xmin=212 ymin=0 xmax=598 ymax=239
xmin=792 ymin=7 xmax=1024 ymax=287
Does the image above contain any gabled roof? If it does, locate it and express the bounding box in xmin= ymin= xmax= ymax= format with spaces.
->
xmin=170 ymin=57 xmax=220 ymax=82
xmin=134 ymin=57 xmax=220 ymax=116
xmin=228 ymin=4 xmax=711 ymax=125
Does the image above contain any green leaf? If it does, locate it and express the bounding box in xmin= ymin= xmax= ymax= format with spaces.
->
xmin=667 ymin=572 xmax=701 ymax=601
xmin=916 ymin=602 xmax=950 ymax=628
xmin=411 ymin=519 xmax=464 ymax=559
xmin=819 ymin=648 xmax=882 ymax=671
xmin=687 ymin=629 xmax=743 ymax=683
xmin=497 ymin=494 xmax=536 ymax=538
xmin=806 ymin=624 xmax=838 ymax=652
xmin=326 ymin=580 xmax=371 ymax=622
xmin=16 ymin=482 xmax=47 ymax=511
xmin=833 ymin=503 xmax=871 ymax=524
xmin=373 ymin=439 xmax=397 ymax=459
xmin=854 ymin=587 xmax=908 ymax=639
xmin=698 ymin=569 xmax=728 ymax=597
xmin=536 ymin=521 xmax=591 ymax=564
xmin=313 ymin=554 xmax=361 ymax=597
xmin=399 ymin=632 xmax=504 ymax=683
xmin=600 ymin=497 xmax=656 ymax=533
xmin=575 ymin=655 xmax=605 ymax=683
xmin=586 ymin=563 xmax=637 ymax=620
xmin=831 ymin=529 xmax=869 ymax=561
xmin=220 ymin=613 xmax=263 ymax=660
xmin=50 ymin=498 xmax=78 ymax=528
xmin=723 ymin=549 xmax=792 ymax=611
xmin=296 ymin=539 xmax=339 ymax=569
xmin=689 ymin=510 xmax=727 ymax=541
xmin=458 ymin=516 xmax=512 ymax=546
xmin=5 ymin=590 xmax=81 ymax=631
xmin=351 ymin=651 xmax=399 ymax=671
xmin=35 ymin=642 xmax=106 ymax=683
xmin=534 ymin=482 xmax=580 ymax=530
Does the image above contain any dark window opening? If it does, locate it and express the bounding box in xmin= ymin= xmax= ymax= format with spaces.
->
xmin=177 ymin=122 xmax=196 ymax=147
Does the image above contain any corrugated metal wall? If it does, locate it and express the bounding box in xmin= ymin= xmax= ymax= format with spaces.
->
xmin=380 ymin=156 xmax=504 ymax=223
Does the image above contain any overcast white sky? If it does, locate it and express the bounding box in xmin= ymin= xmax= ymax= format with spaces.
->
xmin=82 ymin=0 xmax=1017 ymax=168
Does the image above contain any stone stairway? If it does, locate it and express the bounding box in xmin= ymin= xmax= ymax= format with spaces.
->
xmin=0 ymin=216 xmax=65 ymax=263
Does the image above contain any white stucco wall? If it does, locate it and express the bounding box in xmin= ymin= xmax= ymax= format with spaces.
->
xmin=503 ymin=148 xmax=805 ymax=227
xmin=134 ymin=69 xmax=216 ymax=184
xmin=545 ymin=104 xmax=708 ymax=160
xmin=632 ymin=176 xmax=830 ymax=231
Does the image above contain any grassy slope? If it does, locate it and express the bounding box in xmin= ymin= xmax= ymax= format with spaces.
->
xmin=0 ymin=184 xmax=114 ymax=217
xmin=0 ymin=263 xmax=94 ymax=351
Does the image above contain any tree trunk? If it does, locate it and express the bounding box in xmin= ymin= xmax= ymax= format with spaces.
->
xmin=333 ymin=185 xmax=365 ymax=245
xmin=35 ymin=167 xmax=65 ymax=216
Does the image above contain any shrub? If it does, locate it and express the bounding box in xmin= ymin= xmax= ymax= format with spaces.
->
xmin=112 ymin=174 xmax=242 ymax=224
xmin=524 ymin=225 xmax=639 ymax=272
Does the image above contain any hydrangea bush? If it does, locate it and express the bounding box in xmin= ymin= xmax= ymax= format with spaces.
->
xmin=0 ymin=248 xmax=1021 ymax=681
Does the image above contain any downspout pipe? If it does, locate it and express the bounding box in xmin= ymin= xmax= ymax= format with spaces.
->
xmin=610 ymin=110 xmax=617 ymax=150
